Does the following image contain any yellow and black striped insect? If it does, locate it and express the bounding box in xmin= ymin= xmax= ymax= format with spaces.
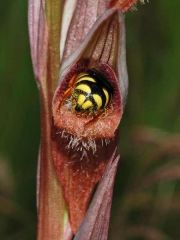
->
xmin=70 ymin=69 xmax=113 ymax=114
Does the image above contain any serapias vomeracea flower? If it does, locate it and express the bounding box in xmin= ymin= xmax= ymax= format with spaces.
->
xmin=28 ymin=0 xmax=144 ymax=239
xmin=52 ymin=0 xmax=127 ymax=234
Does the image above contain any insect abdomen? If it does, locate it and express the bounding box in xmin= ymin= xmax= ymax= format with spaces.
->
xmin=72 ymin=70 xmax=112 ymax=113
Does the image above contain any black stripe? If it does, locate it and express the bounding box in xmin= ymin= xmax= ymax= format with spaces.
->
xmin=87 ymin=69 xmax=113 ymax=95
xmin=89 ymin=95 xmax=98 ymax=110
xmin=76 ymin=74 xmax=91 ymax=82
xmin=76 ymin=80 xmax=107 ymax=108
xmin=74 ymin=88 xmax=88 ymax=97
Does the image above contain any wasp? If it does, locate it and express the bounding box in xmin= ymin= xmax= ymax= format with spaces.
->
xmin=63 ymin=69 xmax=113 ymax=115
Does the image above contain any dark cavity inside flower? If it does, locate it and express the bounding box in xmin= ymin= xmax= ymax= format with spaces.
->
xmin=53 ymin=59 xmax=122 ymax=139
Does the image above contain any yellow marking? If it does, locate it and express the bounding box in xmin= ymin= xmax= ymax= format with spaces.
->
xmin=82 ymin=100 xmax=93 ymax=110
xmin=103 ymin=88 xmax=109 ymax=106
xmin=76 ymin=84 xmax=91 ymax=93
xmin=76 ymin=76 xmax=96 ymax=83
xmin=76 ymin=72 xmax=88 ymax=80
xmin=93 ymin=94 xmax=102 ymax=110
xmin=77 ymin=94 xmax=86 ymax=106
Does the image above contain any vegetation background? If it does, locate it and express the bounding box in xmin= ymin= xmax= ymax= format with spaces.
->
xmin=0 ymin=1 xmax=179 ymax=239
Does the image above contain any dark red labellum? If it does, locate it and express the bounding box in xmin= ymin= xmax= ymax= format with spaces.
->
xmin=52 ymin=59 xmax=122 ymax=233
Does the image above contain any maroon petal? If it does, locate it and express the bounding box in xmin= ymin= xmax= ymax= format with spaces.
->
xmin=109 ymin=0 xmax=147 ymax=12
xmin=28 ymin=0 xmax=48 ymax=84
xmin=109 ymin=0 xmax=138 ymax=12
xmin=61 ymin=0 xmax=112 ymax=61
xmin=74 ymin=150 xmax=120 ymax=240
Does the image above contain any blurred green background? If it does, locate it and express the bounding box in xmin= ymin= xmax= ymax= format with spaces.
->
xmin=0 ymin=1 xmax=179 ymax=239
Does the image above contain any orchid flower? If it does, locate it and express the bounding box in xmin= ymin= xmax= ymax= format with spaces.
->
xmin=28 ymin=0 xmax=144 ymax=239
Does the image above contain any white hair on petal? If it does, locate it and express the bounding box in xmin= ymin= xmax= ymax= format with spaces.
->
xmin=56 ymin=129 xmax=111 ymax=161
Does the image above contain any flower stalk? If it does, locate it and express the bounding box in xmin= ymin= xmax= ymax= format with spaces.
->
xmin=28 ymin=0 xmax=66 ymax=239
